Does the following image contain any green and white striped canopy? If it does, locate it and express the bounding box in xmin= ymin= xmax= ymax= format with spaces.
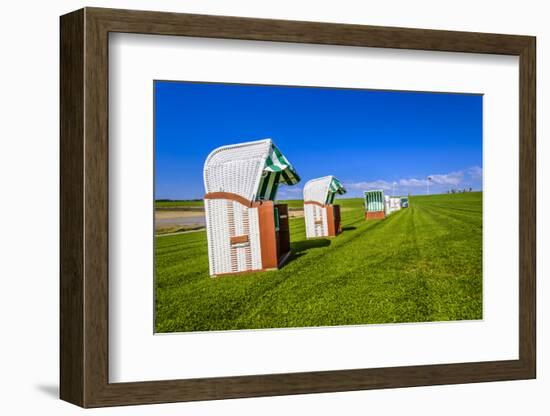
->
xmin=326 ymin=177 xmax=346 ymax=204
xmin=364 ymin=190 xmax=385 ymax=212
xmin=256 ymin=144 xmax=300 ymax=201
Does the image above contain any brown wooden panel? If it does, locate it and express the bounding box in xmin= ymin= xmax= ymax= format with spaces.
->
xmin=275 ymin=204 xmax=290 ymax=259
xmin=326 ymin=205 xmax=336 ymax=236
xmin=83 ymin=8 xmax=111 ymax=407
xmin=60 ymin=9 xmax=85 ymax=407
xmin=333 ymin=204 xmax=342 ymax=235
xmin=87 ymin=7 xmax=532 ymax=55
xmin=518 ymin=38 xmax=537 ymax=376
xmin=93 ymin=359 xmax=532 ymax=406
xmin=230 ymin=235 xmax=249 ymax=244
xmin=257 ymin=202 xmax=278 ymax=269
xmin=326 ymin=206 xmax=334 ymax=236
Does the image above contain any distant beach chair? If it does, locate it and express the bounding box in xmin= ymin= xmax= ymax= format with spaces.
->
xmin=364 ymin=190 xmax=386 ymax=220
xmin=303 ymin=176 xmax=347 ymax=239
xmin=203 ymin=139 xmax=300 ymax=277
xmin=400 ymin=196 xmax=410 ymax=208
xmin=381 ymin=194 xmax=402 ymax=216
xmin=389 ymin=196 xmax=402 ymax=213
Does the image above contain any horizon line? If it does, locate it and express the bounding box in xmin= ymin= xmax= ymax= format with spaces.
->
xmin=155 ymin=190 xmax=483 ymax=202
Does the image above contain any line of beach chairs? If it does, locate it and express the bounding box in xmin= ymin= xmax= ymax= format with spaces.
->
xmin=364 ymin=190 xmax=409 ymax=220
xmin=203 ymin=139 xmax=408 ymax=277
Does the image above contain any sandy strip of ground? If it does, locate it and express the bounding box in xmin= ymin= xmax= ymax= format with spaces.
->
xmin=156 ymin=209 xmax=305 ymax=220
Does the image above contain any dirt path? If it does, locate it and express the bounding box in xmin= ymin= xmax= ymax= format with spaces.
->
xmin=155 ymin=210 xmax=206 ymax=229
xmin=155 ymin=208 xmax=305 ymax=229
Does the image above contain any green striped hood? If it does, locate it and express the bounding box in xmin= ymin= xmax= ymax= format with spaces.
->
xmin=328 ymin=177 xmax=346 ymax=195
xmin=325 ymin=176 xmax=346 ymax=204
xmin=256 ymin=143 xmax=300 ymax=201
xmin=364 ymin=190 xmax=385 ymax=212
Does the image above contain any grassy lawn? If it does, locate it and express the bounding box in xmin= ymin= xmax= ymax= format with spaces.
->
xmin=155 ymin=192 xmax=482 ymax=332
xmin=155 ymin=225 xmax=205 ymax=235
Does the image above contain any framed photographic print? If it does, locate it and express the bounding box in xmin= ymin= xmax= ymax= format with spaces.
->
xmin=60 ymin=7 xmax=536 ymax=408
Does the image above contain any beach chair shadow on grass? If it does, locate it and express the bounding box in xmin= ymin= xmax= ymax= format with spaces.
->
xmin=287 ymin=238 xmax=331 ymax=264
xmin=341 ymin=226 xmax=357 ymax=232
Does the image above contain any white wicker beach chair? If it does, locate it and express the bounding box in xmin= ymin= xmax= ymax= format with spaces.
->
xmin=203 ymin=139 xmax=300 ymax=277
xmin=389 ymin=196 xmax=402 ymax=213
xmin=384 ymin=194 xmax=391 ymax=216
xmin=303 ymin=176 xmax=346 ymax=238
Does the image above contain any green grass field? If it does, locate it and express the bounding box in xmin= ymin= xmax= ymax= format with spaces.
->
xmin=155 ymin=192 xmax=482 ymax=332
xmin=155 ymin=200 xmax=204 ymax=208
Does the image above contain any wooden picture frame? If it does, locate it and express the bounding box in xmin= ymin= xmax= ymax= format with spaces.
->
xmin=60 ymin=7 xmax=536 ymax=408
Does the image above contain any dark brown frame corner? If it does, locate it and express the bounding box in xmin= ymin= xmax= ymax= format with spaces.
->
xmin=60 ymin=7 xmax=536 ymax=408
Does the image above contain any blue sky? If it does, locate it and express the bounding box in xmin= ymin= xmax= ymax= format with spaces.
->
xmin=155 ymin=81 xmax=482 ymax=199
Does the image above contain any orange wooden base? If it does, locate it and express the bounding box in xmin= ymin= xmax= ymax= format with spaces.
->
xmin=365 ymin=211 xmax=385 ymax=220
xmin=326 ymin=204 xmax=342 ymax=236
